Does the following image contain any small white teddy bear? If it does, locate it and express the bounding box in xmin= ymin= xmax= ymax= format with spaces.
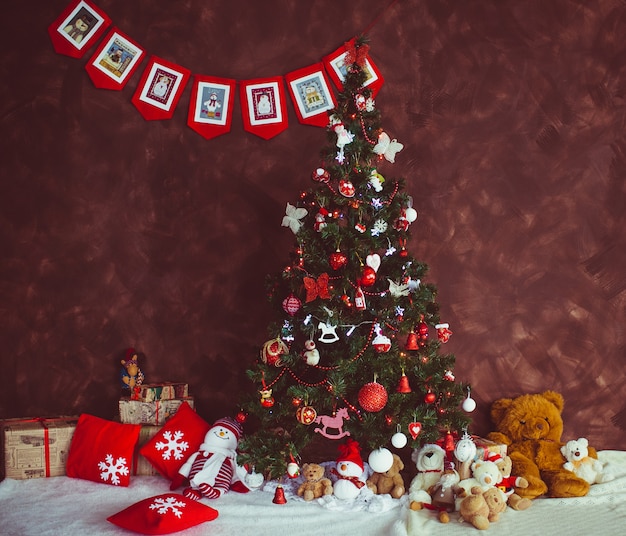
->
xmin=408 ymin=443 xmax=446 ymax=510
xmin=561 ymin=438 xmax=613 ymax=485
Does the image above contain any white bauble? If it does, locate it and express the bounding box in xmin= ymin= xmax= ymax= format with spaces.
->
xmin=368 ymin=447 xmax=394 ymax=473
xmin=462 ymin=396 xmax=477 ymax=412
xmin=391 ymin=432 xmax=408 ymax=449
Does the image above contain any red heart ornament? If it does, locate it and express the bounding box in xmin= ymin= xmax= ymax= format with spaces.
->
xmin=329 ymin=250 xmax=348 ymax=270
xmin=408 ymin=422 xmax=422 ymax=440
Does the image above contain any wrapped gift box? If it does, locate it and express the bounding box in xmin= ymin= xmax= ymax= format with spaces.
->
xmin=1 ymin=416 xmax=79 ymax=480
xmin=137 ymin=382 xmax=189 ymax=403
xmin=472 ymin=435 xmax=507 ymax=461
xmin=118 ymin=397 xmax=194 ymax=425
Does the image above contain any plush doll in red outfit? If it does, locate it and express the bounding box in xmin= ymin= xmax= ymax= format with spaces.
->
xmin=487 ymin=453 xmax=531 ymax=511
xmin=174 ymin=417 xmax=249 ymax=500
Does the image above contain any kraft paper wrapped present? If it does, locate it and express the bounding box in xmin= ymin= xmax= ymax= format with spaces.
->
xmin=118 ymin=397 xmax=194 ymax=425
xmin=1 ymin=416 xmax=79 ymax=480
xmin=137 ymin=382 xmax=189 ymax=403
xmin=132 ymin=425 xmax=162 ymax=476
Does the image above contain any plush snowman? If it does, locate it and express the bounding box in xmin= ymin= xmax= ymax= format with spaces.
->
xmin=332 ymin=439 xmax=367 ymax=500
xmin=177 ymin=417 xmax=249 ymax=500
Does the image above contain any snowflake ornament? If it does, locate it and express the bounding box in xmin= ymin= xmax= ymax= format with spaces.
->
xmin=98 ymin=454 xmax=129 ymax=485
xmin=149 ymin=495 xmax=187 ymax=518
xmin=155 ymin=430 xmax=190 ymax=461
xmin=371 ymin=219 xmax=388 ymax=236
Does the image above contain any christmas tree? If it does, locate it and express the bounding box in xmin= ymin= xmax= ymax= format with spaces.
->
xmin=237 ymin=38 xmax=472 ymax=479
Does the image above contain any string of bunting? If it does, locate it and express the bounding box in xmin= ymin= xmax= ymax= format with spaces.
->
xmin=47 ymin=0 xmax=400 ymax=140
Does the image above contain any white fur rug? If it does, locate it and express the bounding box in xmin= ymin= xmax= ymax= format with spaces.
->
xmin=0 ymin=452 xmax=624 ymax=536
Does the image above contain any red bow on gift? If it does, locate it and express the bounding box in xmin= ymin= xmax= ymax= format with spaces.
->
xmin=303 ymin=273 xmax=331 ymax=302
xmin=344 ymin=38 xmax=370 ymax=67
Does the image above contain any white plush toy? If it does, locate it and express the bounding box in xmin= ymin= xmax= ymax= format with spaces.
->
xmin=561 ymin=438 xmax=613 ymax=485
xmin=332 ymin=439 xmax=367 ymax=500
xmin=409 ymin=443 xmax=446 ymax=510
xmin=177 ymin=417 xmax=249 ymax=500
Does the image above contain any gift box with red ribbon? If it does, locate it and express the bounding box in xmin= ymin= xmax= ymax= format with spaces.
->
xmin=118 ymin=397 xmax=194 ymax=425
xmin=1 ymin=416 xmax=79 ymax=480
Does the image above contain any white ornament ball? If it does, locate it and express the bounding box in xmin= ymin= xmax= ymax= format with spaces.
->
xmin=462 ymin=396 xmax=477 ymax=412
xmin=368 ymin=447 xmax=394 ymax=473
xmin=391 ymin=432 xmax=408 ymax=449
xmin=404 ymin=207 xmax=418 ymax=223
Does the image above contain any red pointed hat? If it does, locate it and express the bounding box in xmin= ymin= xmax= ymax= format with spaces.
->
xmin=212 ymin=417 xmax=243 ymax=441
xmin=336 ymin=438 xmax=364 ymax=471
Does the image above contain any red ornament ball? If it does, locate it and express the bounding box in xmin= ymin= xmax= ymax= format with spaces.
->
xmin=296 ymin=405 xmax=317 ymax=425
xmin=360 ymin=266 xmax=377 ymax=287
xmin=358 ymin=382 xmax=388 ymax=412
xmin=236 ymin=411 xmax=247 ymax=423
xmin=424 ymin=391 xmax=436 ymax=404
xmin=282 ymin=293 xmax=302 ymax=316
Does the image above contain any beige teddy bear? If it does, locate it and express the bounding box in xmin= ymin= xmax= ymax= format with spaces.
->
xmin=409 ymin=443 xmax=446 ymax=510
xmin=459 ymin=486 xmax=507 ymax=530
xmin=296 ymin=463 xmax=333 ymax=501
xmin=366 ymin=453 xmax=405 ymax=498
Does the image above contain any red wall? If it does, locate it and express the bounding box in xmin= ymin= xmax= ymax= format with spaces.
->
xmin=1 ymin=0 xmax=624 ymax=449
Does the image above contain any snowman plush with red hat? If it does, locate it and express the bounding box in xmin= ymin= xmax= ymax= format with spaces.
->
xmin=332 ymin=439 xmax=368 ymax=500
xmin=177 ymin=417 xmax=250 ymax=500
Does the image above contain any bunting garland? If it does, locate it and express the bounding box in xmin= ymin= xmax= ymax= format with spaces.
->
xmin=49 ymin=0 xmax=387 ymax=138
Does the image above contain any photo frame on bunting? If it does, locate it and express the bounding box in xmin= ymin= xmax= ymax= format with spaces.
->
xmin=240 ymin=77 xmax=288 ymax=140
xmin=286 ymin=63 xmax=336 ymax=128
xmin=323 ymin=44 xmax=384 ymax=97
xmin=131 ymin=56 xmax=191 ymax=121
xmin=85 ymin=28 xmax=145 ymax=90
xmin=48 ymin=0 xmax=111 ymax=58
xmin=187 ymin=75 xmax=236 ymax=140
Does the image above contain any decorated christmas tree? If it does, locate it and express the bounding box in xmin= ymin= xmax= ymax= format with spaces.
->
xmin=237 ymin=38 xmax=472 ymax=480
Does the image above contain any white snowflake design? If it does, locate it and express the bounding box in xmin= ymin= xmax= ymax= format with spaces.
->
xmin=155 ymin=430 xmax=190 ymax=460
xmin=98 ymin=454 xmax=129 ymax=485
xmin=149 ymin=496 xmax=187 ymax=518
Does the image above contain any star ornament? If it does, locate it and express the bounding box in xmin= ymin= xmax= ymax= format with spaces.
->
xmin=282 ymin=203 xmax=308 ymax=234
xmin=373 ymin=132 xmax=403 ymax=163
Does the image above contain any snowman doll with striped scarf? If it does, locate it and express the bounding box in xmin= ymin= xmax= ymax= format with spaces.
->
xmin=178 ymin=417 xmax=250 ymax=500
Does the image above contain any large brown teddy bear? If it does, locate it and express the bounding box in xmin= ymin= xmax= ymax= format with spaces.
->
xmin=366 ymin=453 xmax=406 ymax=499
xmin=487 ymin=390 xmax=595 ymax=499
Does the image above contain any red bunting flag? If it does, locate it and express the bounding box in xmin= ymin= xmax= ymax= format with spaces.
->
xmin=323 ymin=40 xmax=384 ymax=97
xmin=85 ymin=28 xmax=145 ymax=90
xmin=131 ymin=56 xmax=191 ymax=121
xmin=48 ymin=0 xmax=111 ymax=59
xmin=285 ymin=63 xmax=337 ymax=128
xmin=240 ymin=77 xmax=288 ymax=140
xmin=187 ymin=75 xmax=236 ymax=140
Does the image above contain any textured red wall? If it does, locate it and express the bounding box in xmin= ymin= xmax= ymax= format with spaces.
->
xmin=0 ymin=0 xmax=624 ymax=450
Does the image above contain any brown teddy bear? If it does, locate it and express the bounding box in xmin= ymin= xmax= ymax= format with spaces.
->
xmin=458 ymin=486 xmax=491 ymax=530
xmin=366 ymin=453 xmax=406 ymax=499
xmin=487 ymin=390 xmax=595 ymax=499
xmin=297 ymin=463 xmax=333 ymax=501
xmin=459 ymin=486 xmax=507 ymax=530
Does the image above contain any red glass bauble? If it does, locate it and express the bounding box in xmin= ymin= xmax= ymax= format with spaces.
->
xmin=236 ymin=411 xmax=247 ymax=423
xmin=329 ymin=250 xmax=348 ymax=270
xmin=358 ymin=382 xmax=388 ymax=412
xmin=291 ymin=397 xmax=303 ymax=407
xmin=360 ymin=266 xmax=377 ymax=287
xmin=424 ymin=391 xmax=436 ymax=404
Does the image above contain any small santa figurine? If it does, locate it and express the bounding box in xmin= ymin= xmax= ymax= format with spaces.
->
xmin=332 ymin=439 xmax=367 ymax=500
xmin=176 ymin=417 xmax=249 ymax=500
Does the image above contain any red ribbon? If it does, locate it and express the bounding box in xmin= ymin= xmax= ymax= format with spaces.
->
xmin=331 ymin=468 xmax=365 ymax=488
xmin=16 ymin=417 xmax=72 ymax=477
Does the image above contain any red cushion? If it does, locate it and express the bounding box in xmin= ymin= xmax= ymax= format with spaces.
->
xmin=107 ymin=493 xmax=219 ymax=534
xmin=66 ymin=414 xmax=141 ymax=487
xmin=139 ymin=401 xmax=211 ymax=481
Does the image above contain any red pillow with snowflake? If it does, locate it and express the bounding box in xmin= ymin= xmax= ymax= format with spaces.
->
xmin=107 ymin=493 xmax=218 ymax=534
xmin=66 ymin=413 xmax=141 ymax=487
xmin=139 ymin=401 xmax=211 ymax=482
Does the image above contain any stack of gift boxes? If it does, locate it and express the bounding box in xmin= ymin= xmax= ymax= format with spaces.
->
xmin=1 ymin=382 xmax=191 ymax=481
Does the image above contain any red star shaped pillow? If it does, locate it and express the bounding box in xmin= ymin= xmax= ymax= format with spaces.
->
xmin=107 ymin=493 xmax=218 ymax=534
